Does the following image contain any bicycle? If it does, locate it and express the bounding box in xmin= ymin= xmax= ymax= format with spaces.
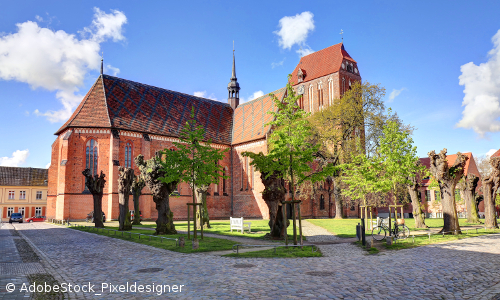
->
xmin=371 ymin=218 xmax=410 ymax=241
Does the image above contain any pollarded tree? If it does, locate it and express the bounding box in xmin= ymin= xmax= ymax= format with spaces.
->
xmin=457 ymin=174 xmax=481 ymax=224
xmin=428 ymin=149 xmax=468 ymax=234
xmin=406 ymin=163 xmax=428 ymax=228
xmin=243 ymin=76 xmax=334 ymax=243
xmin=130 ymin=174 xmax=145 ymax=225
xmin=159 ymin=107 xmax=228 ymax=239
xmin=481 ymin=157 xmax=500 ymax=229
xmin=118 ymin=167 xmax=134 ymax=231
xmin=377 ymin=121 xmax=428 ymax=228
xmin=82 ymin=169 xmax=106 ymax=228
xmin=194 ymin=184 xmax=210 ymax=229
xmin=135 ymin=153 xmax=178 ymax=235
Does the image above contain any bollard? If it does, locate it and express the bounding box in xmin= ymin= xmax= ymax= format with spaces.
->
xmin=476 ymin=228 xmax=478 ymax=234
xmin=386 ymin=236 xmax=393 ymax=246
xmin=412 ymin=235 xmax=415 ymax=243
xmin=179 ymin=237 xmax=185 ymax=248
xmin=428 ymin=233 xmax=431 ymax=241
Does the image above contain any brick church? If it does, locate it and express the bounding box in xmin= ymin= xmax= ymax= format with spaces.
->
xmin=47 ymin=42 xmax=361 ymax=221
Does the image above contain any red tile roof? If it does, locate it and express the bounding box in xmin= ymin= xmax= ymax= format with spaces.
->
xmin=56 ymin=75 xmax=234 ymax=145
xmin=491 ymin=149 xmax=500 ymax=158
xmin=0 ymin=166 xmax=48 ymax=186
xmin=232 ymin=88 xmax=286 ymax=145
xmin=290 ymin=43 xmax=356 ymax=85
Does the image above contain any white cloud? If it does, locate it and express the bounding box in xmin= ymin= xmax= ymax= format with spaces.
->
xmin=271 ymin=58 xmax=285 ymax=69
xmin=0 ymin=149 xmax=29 ymax=167
xmin=45 ymin=162 xmax=51 ymax=168
xmin=193 ymin=91 xmax=218 ymax=101
xmin=388 ymin=87 xmax=406 ymax=102
xmin=0 ymin=8 xmax=127 ymax=123
xmin=83 ymin=8 xmax=127 ymax=43
xmin=457 ymin=29 xmax=500 ymax=137
xmin=242 ymin=91 xmax=265 ymax=103
xmin=274 ymin=11 xmax=315 ymax=51
xmin=296 ymin=47 xmax=314 ymax=57
xmin=486 ymin=149 xmax=498 ymax=157
xmin=105 ymin=64 xmax=120 ymax=76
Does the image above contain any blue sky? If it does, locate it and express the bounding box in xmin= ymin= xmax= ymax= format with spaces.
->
xmin=1 ymin=1 xmax=500 ymax=168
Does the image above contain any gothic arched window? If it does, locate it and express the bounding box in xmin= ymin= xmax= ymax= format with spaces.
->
xmin=86 ymin=139 xmax=98 ymax=175
xmin=320 ymin=194 xmax=325 ymax=210
xmin=125 ymin=143 xmax=132 ymax=168
xmin=223 ymin=167 xmax=228 ymax=195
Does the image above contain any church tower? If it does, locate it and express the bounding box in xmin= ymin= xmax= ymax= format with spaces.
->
xmin=227 ymin=48 xmax=240 ymax=110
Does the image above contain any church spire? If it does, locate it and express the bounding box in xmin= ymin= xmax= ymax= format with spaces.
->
xmin=227 ymin=41 xmax=240 ymax=110
xmin=231 ymin=44 xmax=237 ymax=80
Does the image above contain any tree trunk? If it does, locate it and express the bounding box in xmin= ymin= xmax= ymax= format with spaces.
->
xmin=457 ymin=173 xmax=481 ymax=224
xmin=481 ymin=157 xmax=500 ymax=228
xmin=428 ymin=149 xmax=468 ymax=234
xmin=407 ymin=173 xmax=427 ymax=228
xmin=82 ymin=169 xmax=106 ymax=228
xmin=154 ymin=193 xmax=176 ymax=234
xmin=135 ymin=154 xmax=178 ymax=235
xmin=261 ymin=171 xmax=287 ymax=239
xmin=334 ymin=180 xmax=344 ymax=219
xmin=92 ymin=194 xmax=104 ymax=228
xmin=118 ymin=167 xmax=134 ymax=231
xmin=131 ymin=176 xmax=145 ymax=225
xmin=195 ymin=185 xmax=210 ymax=229
xmin=408 ymin=187 xmax=427 ymax=228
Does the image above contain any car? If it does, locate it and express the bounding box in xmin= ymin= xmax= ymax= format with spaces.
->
xmin=130 ymin=210 xmax=142 ymax=222
xmin=9 ymin=213 xmax=23 ymax=223
xmin=86 ymin=211 xmax=106 ymax=223
xmin=26 ymin=216 xmax=46 ymax=223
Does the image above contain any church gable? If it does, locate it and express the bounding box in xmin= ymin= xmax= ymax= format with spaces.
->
xmin=55 ymin=76 xmax=111 ymax=134
xmin=232 ymin=87 xmax=286 ymax=145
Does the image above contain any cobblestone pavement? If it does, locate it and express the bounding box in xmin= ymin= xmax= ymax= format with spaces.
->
xmin=0 ymin=224 xmax=32 ymax=300
xmin=9 ymin=223 xmax=500 ymax=299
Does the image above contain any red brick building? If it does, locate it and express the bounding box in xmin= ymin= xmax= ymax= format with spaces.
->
xmin=47 ymin=43 xmax=361 ymax=221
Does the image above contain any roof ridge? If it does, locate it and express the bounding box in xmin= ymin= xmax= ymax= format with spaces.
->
xmin=100 ymin=75 xmax=112 ymax=128
xmin=103 ymin=74 xmax=231 ymax=108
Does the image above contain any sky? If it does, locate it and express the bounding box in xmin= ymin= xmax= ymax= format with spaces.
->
xmin=1 ymin=1 xmax=500 ymax=168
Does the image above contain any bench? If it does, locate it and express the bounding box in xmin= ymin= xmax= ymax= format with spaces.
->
xmin=230 ymin=217 xmax=251 ymax=234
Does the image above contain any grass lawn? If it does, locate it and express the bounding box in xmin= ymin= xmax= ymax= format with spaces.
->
xmin=384 ymin=227 xmax=500 ymax=250
xmin=134 ymin=220 xmax=305 ymax=241
xmin=307 ymin=218 xmax=500 ymax=238
xmin=224 ymin=245 xmax=321 ymax=258
xmin=70 ymin=225 xmax=237 ymax=253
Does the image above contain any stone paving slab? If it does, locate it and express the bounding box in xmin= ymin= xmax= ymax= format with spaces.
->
xmin=12 ymin=222 xmax=500 ymax=299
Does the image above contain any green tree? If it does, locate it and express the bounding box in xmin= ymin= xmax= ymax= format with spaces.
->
xmin=159 ymin=107 xmax=228 ymax=240
xmin=341 ymin=140 xmax=384 ymax=209
xmin=308 ymin=82 xmax=411 ymax=218
xmin=243 ymin=76 xmax=334 ymax=244
xmin=376 ymin=121 xmax=427 ymax=228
